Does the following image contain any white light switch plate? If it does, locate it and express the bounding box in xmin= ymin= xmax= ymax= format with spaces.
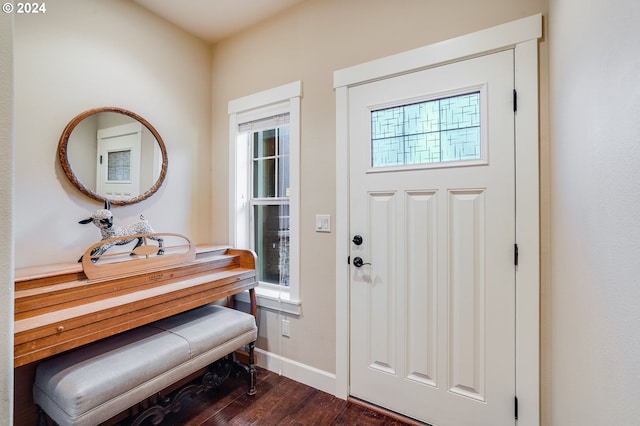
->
xmin=315 ymin=214 xmax=331 ymax=233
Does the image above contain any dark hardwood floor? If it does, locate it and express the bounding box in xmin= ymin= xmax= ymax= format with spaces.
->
xmin=148 ymin=367 xmax=417 ymax=425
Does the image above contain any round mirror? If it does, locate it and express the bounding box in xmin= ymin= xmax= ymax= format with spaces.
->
xmin=58 ymin=107 xmax=168 ymax=206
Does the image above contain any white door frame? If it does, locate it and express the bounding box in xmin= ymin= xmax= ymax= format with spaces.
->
xmin=334 ymin=14 xmax=542 ymax=426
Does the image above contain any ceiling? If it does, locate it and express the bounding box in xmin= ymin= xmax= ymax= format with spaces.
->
xmin=133 ymin=0 xmax=306 ymax=44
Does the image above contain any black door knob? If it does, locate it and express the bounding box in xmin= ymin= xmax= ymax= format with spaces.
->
xmin=352 ymin=235 xmax=363 ymax=245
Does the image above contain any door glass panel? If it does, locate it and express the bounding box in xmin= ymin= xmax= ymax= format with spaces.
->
xmin=107 ymin=150 xmax=131 ymax=181
xmin=371 ymin=92 xmax=481 ymax=167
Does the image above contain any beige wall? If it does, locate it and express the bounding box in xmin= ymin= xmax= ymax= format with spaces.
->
xmin=210 ymin=0 xmax=548 ymax=378
xmin=547 ymin=0 xmax=640 ymax=424
xmin=1 ymin=8 xmax=14 ymax=423
xmin=13 ymin=0 xmax=213 ymax=268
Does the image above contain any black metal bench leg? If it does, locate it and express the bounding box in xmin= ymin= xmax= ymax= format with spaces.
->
xmin=248 ymin=341 xmax=257 ymax=396
xmin=36 ymin=405 xmax=49 ymax=426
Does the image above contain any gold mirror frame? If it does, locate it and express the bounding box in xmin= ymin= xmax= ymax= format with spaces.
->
xmin=58 ymin=107 xmax=168 ymax=206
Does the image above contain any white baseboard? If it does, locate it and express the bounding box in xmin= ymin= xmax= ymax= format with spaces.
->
xmin=255 ymin=348 xmax=338 ymax=397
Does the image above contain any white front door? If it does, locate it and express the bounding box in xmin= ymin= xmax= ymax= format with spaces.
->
xmin=349 ymin=50 xmax=516 ymax=425
xmin=96 ymin=122 xmax=142 ymax=200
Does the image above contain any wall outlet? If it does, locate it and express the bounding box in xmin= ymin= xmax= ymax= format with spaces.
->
xmin=282 ymin=319 xmax=290 ymax=337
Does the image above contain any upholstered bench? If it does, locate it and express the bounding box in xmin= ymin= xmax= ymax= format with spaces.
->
xmin=32 ymin=304 xmax=257 ymax=426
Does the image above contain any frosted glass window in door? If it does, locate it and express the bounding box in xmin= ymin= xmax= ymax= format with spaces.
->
xmin=107 ymin=150 xmax=131 ymax=181
xmin=371 ymin=92 xmax=481 ymax=167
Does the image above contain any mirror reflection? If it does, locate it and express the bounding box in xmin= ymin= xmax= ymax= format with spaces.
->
xmin=59 ymin=107 xmax=168 ymax=206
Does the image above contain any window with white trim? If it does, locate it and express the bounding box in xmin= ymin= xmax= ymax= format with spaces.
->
xmin=246 ymin=119 xmax=290 ymax=287
xmin=228 ymin=82 xmax=301 ymax=315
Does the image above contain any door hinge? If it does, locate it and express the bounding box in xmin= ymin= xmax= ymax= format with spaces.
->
xmin=347 ymin=256 xmax=350 ymax=265
xmin=513 ymin=89 xmax=518 ymax=112
xmin=514 ymin=243 xmax=519 ymax=266
xmin=99 ymin=155 xmax=103 ymax=164
xmin=514 ymin=396 xmax=519 ymax=420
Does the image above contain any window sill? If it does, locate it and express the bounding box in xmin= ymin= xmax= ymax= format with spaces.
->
xmin=234 ymin=286 xmax=301 ymax=316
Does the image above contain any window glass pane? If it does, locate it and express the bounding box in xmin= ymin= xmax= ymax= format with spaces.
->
xmin=278 ymin=156 xmax=290 ymax=198
xmin=279 ymin=127 xmax=290 ymax=156
xmin=278 ymin=128 xmax=290 ymax=197
xmin=440 ymin=126 xmax=481 ymax=161
xmin=254 ymin=204 xmax=290 ymax=286
xmin=107 ymin=150 xmax=131 ymax=181
xmin=371 ymin=91 xmax=481 ymax=167
xmin=250 ymin=125 xmax=290 ymax=286
xmin=253 ymin=130 xmax=276 ymax=158
xmin=253 ymin=158 xmax=276 ymax=198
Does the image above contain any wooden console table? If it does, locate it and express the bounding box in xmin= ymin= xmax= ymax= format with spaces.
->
xmin=14 ymin=238 xmax=257 ymax=425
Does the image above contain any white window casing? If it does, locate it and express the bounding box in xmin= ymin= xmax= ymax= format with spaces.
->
xmin=229 ymin=81 xmax=302 ymax=315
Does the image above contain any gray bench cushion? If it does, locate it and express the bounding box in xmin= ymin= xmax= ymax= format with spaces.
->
xmin=151 ymin=303 xmax=257 ymax=357
xmin=33 ymin=304 xmax=257 ymax=426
